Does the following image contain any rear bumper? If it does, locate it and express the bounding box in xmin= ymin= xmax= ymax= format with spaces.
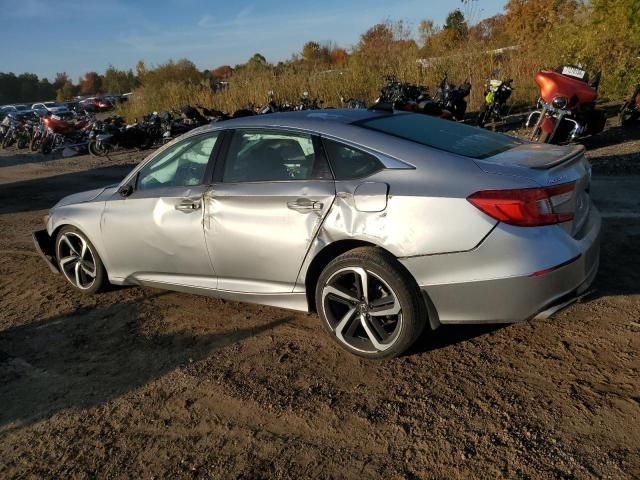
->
xmin=32 ymin=229 xmax=59 ymax=274
xmin=400 ymin=203 xmax=601 ymax=324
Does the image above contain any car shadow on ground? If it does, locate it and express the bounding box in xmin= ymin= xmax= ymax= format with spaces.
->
xmin=0 ymin=292 xmax=292 ymax=430
xmin=0 ymin=164 xmax=135 ymax=215
xmin=410 ymin=323 xmax=505 ymax=356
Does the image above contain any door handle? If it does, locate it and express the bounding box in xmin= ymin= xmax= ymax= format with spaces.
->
xmin=286 ymin=199 xmax=323 ymax=212
xmin=175 ymin=199 xmax=202 ymax=212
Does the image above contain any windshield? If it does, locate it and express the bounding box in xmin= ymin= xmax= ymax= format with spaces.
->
xmin=14 ymin=105 xmax=28 ymax=111
xmin=43 ymin=102 xmax=58 ymax=107
xmin=355 ymin=113 xmax=521 ymax=159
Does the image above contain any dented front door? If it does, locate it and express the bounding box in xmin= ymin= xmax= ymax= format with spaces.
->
xmin=101 ymin=185 xmax=215 ymax=283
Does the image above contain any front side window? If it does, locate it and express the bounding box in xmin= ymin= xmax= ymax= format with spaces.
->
xmin=137 ymin=133 xmax=219 ymax=190
xmin=223 ymin=130 xmax=331 ymax=182
xmin=322 ymin=139 xmax=383 ymax=180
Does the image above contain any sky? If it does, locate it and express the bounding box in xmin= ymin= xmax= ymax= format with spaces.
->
xmin=0 ymin=0 xmax=507 ymax=81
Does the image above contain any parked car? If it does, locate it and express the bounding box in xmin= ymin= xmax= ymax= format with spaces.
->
xmin=31 ymin=101 xmax=70 ymax=116
xmin=32 ymin=110 xmax=600 ymax=359
xmin=78 ymin=97 xmax=113 ymax=112
xmin=0 ymin=105 xmax=17 ymax=120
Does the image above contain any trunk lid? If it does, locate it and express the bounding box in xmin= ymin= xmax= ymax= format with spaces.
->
xmin=474 ymin=143 xmax=592 ymax=237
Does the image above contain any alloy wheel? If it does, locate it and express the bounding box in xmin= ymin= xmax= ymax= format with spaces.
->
xmin=321 ymin=267 xmax=403 ymax=353
xmin=57 ymin=232 xmax=97 ymax=290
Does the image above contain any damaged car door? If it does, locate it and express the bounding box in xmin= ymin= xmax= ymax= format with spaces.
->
xmin=204 ymin=129 xmax=335 ymax=294
xmin=101 ymin=132 xmax=220 ymax=285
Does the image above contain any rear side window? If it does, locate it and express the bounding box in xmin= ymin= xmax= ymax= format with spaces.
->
xmin=355 ymin=113 xmax=521 ymax=159
xmin=322 ymin=139 xmax=383 ymax=180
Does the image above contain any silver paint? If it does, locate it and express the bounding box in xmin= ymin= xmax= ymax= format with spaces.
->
xmin=41 ymin=109 xmax=601 ymax=325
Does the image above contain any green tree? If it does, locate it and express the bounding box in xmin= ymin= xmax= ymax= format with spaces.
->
xmin=56 ymin=80 xmax=76 ymax=101
xmin=301 ymin=41 xmax=331 ymax=65
xmin=79 ymin=71 xmax=102 ymax=95
xmin=103 ymin=65 xmax=137 ymax=94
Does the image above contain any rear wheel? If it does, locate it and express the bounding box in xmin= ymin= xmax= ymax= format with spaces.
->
xmin=477 ymin=103 xmax=490 ymax=127
xmin=55 ymin=226 xmax=106 ymax=294
xmin=315 ymin=247 xmax=427 ymax=359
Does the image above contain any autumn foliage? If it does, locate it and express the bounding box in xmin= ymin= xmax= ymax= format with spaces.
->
xmin=113 ymin=0 xmax=640 ymax=120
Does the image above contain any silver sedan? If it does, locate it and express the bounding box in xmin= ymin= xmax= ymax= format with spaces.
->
xmin=33 ymin=110 xmax=601 ymax=359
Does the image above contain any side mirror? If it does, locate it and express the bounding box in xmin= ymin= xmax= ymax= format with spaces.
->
xmin=118 ymin=184 xmax=133 ymax=197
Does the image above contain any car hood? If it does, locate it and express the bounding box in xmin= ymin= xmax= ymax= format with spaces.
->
xmin=53 ymin=185 xmax=117 ymax=208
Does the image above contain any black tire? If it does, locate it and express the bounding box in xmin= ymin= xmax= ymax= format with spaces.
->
xmin=17 ymin=135 xmax=28 ymax=149
xmin=315 ymin=247 xmax=427 ymax=359
xmin=538 ymin=131 xmax=551 ymax=144
xmin=136 ymin=134 xmax=154 ymax=150
xmin=1 ymin=134 xmax=12 ymax=149
xmin=39 ymin=136 xmax=52 ymax=154
xmin=55 ymin=226 xmax=107 ymax=295
xmin=30 ymin=132 xmax=41 ymax=152
xmin=619 ymin=102 xmax=638 ymax=127
xmin=88 ymin=140 xmax=107 ymax=157
xmin=477 ymin=103 xmax=490 ymax=127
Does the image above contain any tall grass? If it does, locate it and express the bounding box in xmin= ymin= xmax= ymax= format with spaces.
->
xmin=117 ymin=2 xmax=639 ymax=121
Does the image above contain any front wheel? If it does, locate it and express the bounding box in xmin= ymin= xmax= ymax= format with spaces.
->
xmin=1 ymin=134 xmax=11 ymax=149
xmin=30 ymin=131 xmax=42 ymax=151
xmin=39 ymin=135 xmax=52 ymax=154
xmin=88 ymin=140 xmax=108 ymax=157
xmin=619 ymin=102 xmax=639 ymax=127
xmin=315 ymin=247 xmax=427 ymax=359
xmin=55 ymin=226 xmax=106 ymax=294
xmin=17 ymin=134 xmax=28 ymax=149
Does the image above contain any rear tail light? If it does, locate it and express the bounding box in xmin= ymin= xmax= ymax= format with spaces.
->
xmin=467 ymin=182 xmax=575 ymax=226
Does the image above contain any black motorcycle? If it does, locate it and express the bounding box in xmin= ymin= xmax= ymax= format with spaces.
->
xmin=340 ymin=96 xmax=367 ymax=109
xmin=1 ymin=111 xmax=38 ymax=149
xmin=435 ymin=73 xmax=471 ymax=121
xmin=620 ymin=54 xmax=640 ymax=126
xmin=88 ymin=116 xmax=153 ymax=157
xmin=295 ymin=91 xmax=323 ymax=110
xmin=477 ymin=71 xmax=514 ymax=127
xmin=257 ymin=91 xmax=295 ymax=114
xmin=373 ymin=75 xmax=452 ymax=119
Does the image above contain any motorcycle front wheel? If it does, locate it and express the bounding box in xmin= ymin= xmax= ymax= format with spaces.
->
xmin=88 ymin=140 xmax=109 ymax=157
xmin=30 ymin=132 xmax=41 ymax=151
xmin=1 ymin=134 xmax=13 ymax=149
xmin=17 ymin=135 xmax=28 ymax=149
xmin=619 ymin=102 xmax=639 ymax=127
xmin=39 ymin=136 xmax=52 ymax=154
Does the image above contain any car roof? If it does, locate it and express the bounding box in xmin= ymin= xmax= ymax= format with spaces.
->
xmin=193 ymin=109 xmax=393 ymax=137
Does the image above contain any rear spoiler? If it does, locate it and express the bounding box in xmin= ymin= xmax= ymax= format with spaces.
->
xmin=531 ymin=144 xmax=585 ymax=169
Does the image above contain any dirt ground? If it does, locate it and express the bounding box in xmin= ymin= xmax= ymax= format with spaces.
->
xmin=0 ymin=121 xmax=639 ymax=479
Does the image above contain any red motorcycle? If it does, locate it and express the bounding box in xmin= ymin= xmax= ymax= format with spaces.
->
xmin=619 ymin=54 xmax=640 ymax=126
xmin=527 ymin=65 xmax=606 ymax=144
xmin=39 ymin=113 xmax=94 ymax=154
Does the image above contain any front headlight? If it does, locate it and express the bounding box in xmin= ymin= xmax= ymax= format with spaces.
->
xmin=552 ymin=96 xmax=568 ymax=109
